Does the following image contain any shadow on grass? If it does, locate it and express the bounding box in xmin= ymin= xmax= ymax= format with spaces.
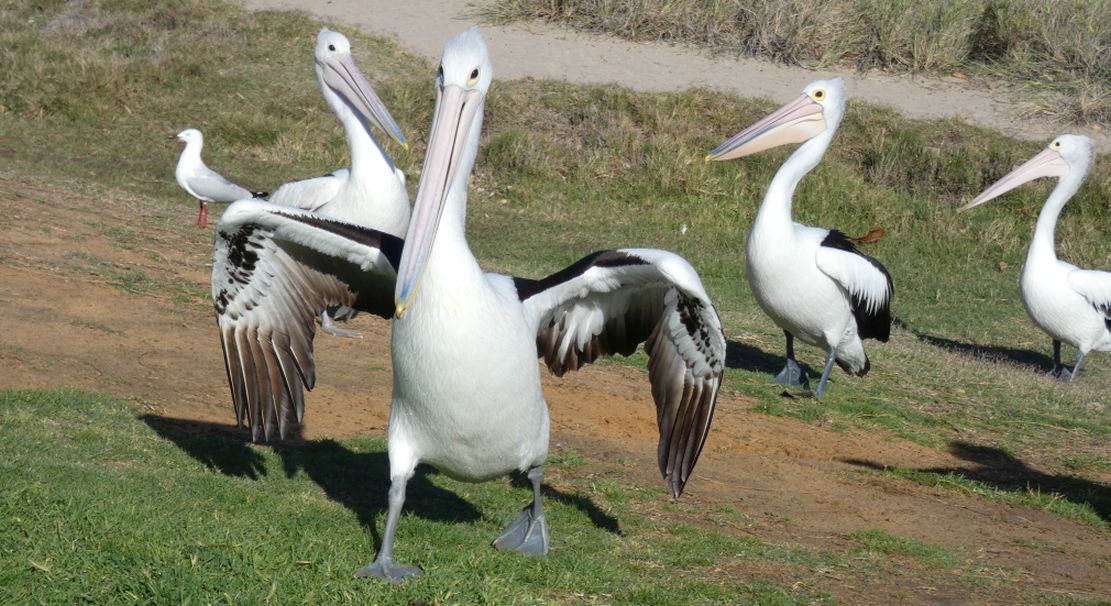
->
xmin=894 ymin=318 xmax=1053 ymax=370
xmin=843 ymin=440 xmax=1110 ymax=522
xmin=725 ymin=338 xmax=787 ymax=374
xmin=141 ymin=415 xmax=623 ymax=546
xmin=509 ymin=471 xmax=623 ymax=536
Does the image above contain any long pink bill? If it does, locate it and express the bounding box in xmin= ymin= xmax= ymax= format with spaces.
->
xmin=321 ymin=54 xmax=408 ymax=148
xmin=960 ymin=146 xmax=1069 ymax=211
xmin=393 ymin=85 xmax=483 ymax=318
xmin=706 ymin=93 xmax=826 ymax=161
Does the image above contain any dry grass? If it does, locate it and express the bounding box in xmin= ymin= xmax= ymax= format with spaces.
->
xmin=483 ymin=0 xmax=1111 ymax=125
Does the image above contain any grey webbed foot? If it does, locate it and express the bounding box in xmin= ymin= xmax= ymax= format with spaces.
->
xmin=320 ymin=312 xmax=362 ymax=339
xmin=493 ymin=505 xmax=548 ymax=556
xmin=354 ymin=557 xmax=422 ymax=583
xmin=773 ymin=358 xmax=809 ymax=390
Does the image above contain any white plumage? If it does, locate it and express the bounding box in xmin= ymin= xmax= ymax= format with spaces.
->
xmin=210 ymin=28 xmax=725 ymax=582
xmin=962 ymin=134 xmax=1110 ymax=381
xmin=172 ymin=128 xmax=265 ymax=227
xmin=708 ymin=78 xmax=893 ymax=398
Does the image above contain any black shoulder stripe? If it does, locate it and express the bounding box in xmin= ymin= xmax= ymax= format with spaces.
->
xmin=278 ymin=211 xmax=404 ymax=271
xmin=514 ymin=250 xmax=649 ymax=301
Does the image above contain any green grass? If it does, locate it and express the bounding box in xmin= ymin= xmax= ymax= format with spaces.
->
xmin=847 ymin=529 xmax=961 ymax=570
xmin=0 ymin=388 xmax=838 ymax=604
xmin=0 ymin=0 xmax=1109 ymax=599
xmin=482 ymin=0 xmax=1111 ymax=124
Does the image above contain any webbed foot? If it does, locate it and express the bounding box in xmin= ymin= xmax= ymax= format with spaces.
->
xmin=493 ymin=504 xmax=549 ymax=556
xmin=773 ymin=358 xmax=809 ymax=390
xmin=320 ymin=313 xmax=362 ymax=339
xmin=354 ymin=557 xmax=422 ymax=583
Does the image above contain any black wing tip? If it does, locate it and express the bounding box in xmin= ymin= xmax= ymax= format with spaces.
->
xmin=252 ymin=191 xmax=269 ymax=199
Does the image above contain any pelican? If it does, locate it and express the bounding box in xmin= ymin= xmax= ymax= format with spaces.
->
xmin=266 ymin=28 xmax=411 ymax=338
xmin=211 ymin=27 xmax=725 ymax=581
xmin=268 ymin=28 xmax=409 ymax=232
xmin=172 ymin=128 xmax=266 ymax=228
xmin=960 ymin=135 xmax=1110 ymax=381
xmin=707 ymin=79 xmax=893 ymax=398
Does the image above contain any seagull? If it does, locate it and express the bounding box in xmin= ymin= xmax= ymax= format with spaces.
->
xmin=267 ymin=28 xmax=411 ymax=338
xmin=211 ymin=27 xmax=726 ymax=582
xmin=172 ymin=128 xmax=266 ymax=228
xmin=960 ymin=134 xmax=1110 ymax=381
xmin=707 ymin=78 xmax=893 ymax=399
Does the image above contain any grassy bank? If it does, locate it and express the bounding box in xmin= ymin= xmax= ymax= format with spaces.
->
xmin=483 ymin=0 xmax=1111 ymax=125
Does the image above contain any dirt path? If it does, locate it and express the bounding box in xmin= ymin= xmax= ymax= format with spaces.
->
xmin=241 ymin=0 xmax=1108 ymax=151
xmin=3 ymin=175 xmax=1109 ymax=603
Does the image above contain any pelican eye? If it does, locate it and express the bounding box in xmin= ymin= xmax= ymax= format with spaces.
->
xmin=436 ymin=64 xmax=444 ymax=81
xmin=1053 ymin=141 xmax=1061 ymax=148
xmin=328 ymin=44 xmax=336 ymax=51
xmin=812 ymin=89 xmax=826 ymax=101
xmin=468 ymin=67 xmax=480 ymax=85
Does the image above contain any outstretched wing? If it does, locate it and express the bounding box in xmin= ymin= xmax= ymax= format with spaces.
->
xmin=212 ymin=200 xmax=402 ymax=442
xmin=1068 ymin=267 xmax=1111 ymax=327
xmin=266 ymin=169 xmax=349 ymax=211
xmin=514 ymin=249 xmax=725 ymax=498
xmin=815 ymin=230 xmax=894 ymax=341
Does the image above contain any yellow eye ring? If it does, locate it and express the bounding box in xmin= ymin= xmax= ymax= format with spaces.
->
xmin=468 ymin=68 xmax=480 ymax=85
xmin=812 ymin=89 xmax=826 ymax=100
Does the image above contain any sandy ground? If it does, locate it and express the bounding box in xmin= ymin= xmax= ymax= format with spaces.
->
xmin=241 ymin=0 xmax=1108 ymax=150
xmin=2 ymin=171 xmax=1109 ymax=603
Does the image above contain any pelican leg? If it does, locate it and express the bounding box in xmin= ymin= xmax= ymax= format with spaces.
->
xmin=814 ymin=348 xmax=837 ymax=400
xmin=355 ymin=476 xmax=422 ymax=582
xmin=1064 ymin=351 xmax=1087 ymax=384
xmin=773 ymin=331 xmax=809 ymax=389
xmin=320 ymin=310 xmax=363 ymax=339
xmin=1046 ymin=340 xmax=1065 ymax=379
xmin=493 ymin=466 xmax=549 ymax=557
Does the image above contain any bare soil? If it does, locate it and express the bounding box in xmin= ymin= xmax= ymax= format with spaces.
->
xmin=2 ymin=174 xmax=1109 ymax=604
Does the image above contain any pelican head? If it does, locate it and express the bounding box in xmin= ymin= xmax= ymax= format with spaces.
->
xmin=314 ymin=28 xmax=408 ymax=149
xmin=707 ymin=78 xmax=845 ymax=161
xmin=173 ymin=128 xmax=203 ymax=145
xmin=394 ymin=27 xmax=491 ymax=318
xmin=960 ymin=134 xmax=1094 ymax=211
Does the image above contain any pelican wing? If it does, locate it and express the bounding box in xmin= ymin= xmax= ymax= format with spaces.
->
xmin=266 ymin=169 xmax=349 ymax=211
xmin=515 ymin=249 xmax=725 ymax=498
xmin=1068 ymin=268 xmax=1111 ymax=320
xmin=187 ymin=165 xmax=256 ymax=203
xmin=212 ymin=200 xmax=402 ymax=442
xmin=815 ymin=230 xmax=894 ymax=341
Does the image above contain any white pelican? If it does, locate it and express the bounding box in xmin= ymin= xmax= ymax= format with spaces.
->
xmin=960 ymin=134 xmax=1110 ymax=381
xmin=267 ymin=28 xmax=411 ymax=338
xmin=707 ymin=78 xmax=893 ymax=398
xmin=211 ymin=27 xmax=725 ymax=582
xmin=172 ymin=128 xmax=266 ymax=228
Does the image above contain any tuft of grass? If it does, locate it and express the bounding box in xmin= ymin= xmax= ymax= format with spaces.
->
xmin=483 ymin=0 xmax=1111 ymax=125
xmin=848 ymin=528 xmax=962 ymax=570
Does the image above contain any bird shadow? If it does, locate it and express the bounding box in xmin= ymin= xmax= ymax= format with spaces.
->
xmin=725 ymin=338 xmax=787 ymax=374
xmin=508 ymin=471 xmax=623 ymax=536
xmin=894 ymin=317 xmax=1053 ymax=370
xmin=140 ymin=415 xmax=623 ymax=549
xmin=842 ymin=440 xmax=1110 ymax=522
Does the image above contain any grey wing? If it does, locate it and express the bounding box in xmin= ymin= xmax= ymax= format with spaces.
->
xmin=188 ymin=165 xmax=255 ymax=203
xmin=516 ymin=248 xmax=725 ymax=498
xmin=267 ymin=169 xmax=348 ymax=211
xmin=212 ymin=200 xmax=402 ymax=441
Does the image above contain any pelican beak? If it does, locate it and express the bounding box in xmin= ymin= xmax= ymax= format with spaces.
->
xmin=959 ymin=146 xmax=1069 ymax=212
xmin=321 ymin=53 xmax=408 ymax=150
xmin=394 ymin=84 xmax=483 ymax=318
xmin=706 ymin=93 xmax=826 ymax=161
